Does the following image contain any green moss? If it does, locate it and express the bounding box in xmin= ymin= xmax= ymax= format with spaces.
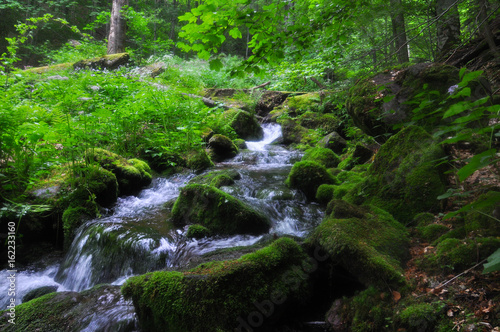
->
xmin=22 ymin=286 xmax=58 ymax=303
xmin=423 ymin=237 xmax=500 ymax=271
xmin=345 ymin=126 xmax=447 ymax=223
xmin=307 ymin=203 xmax=409 ymax=288
xmin=189 ymin=169 xmax=241 ymax=188
xmin=208 ymin=134 xmax=239 ymax=162
xmin=316 ymin=184 xmax=336 ymax=205
xmin=287 ymin=93 xmax=321 ymax=114
xmin=398 ymin=302 xmax=444 ymax=331
xmin=186 ymin=224 xmax=211 ymax=239
xmin=88 ymin=148 xmax=152 ymax=195
xmin=286 ymin=160 xmax=336 ymax=200
xmin=417 ymin=224 xmax=449 ymax=242
xmin=413 ymin=212 xmax=435 ymax=227
xmin=122 ymin=238 xmax=311 ymax=332
xmin=332 ymin=286 xmax=394 ymax=332
xmin=297 ymin=112 xmax=341 ymax=133
xmin=62 ymin=206 xmax=95 ymax=250
xmin=185 ymin=149 xmax=213 ymax=172
xmin=233 ymin=138 xmax=247 ymax=150
xmin=227 ymin=109 xmax=263 ymax=141
xmin=331 ymin=170 xmax=365 ymax=200
xmin=302 ymin=147 xmax=341 ymax=168
xmin=171 ymin=184 xmax=270 ymax=235
xmin=68 ymin=165 xmax=119 ymax=207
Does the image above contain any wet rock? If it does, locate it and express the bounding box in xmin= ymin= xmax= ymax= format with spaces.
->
xmin=0 ymin=285 xmax=136 ymax=332
xmin=22 ymin=286 xmax=58 ymax=303
xmin=184 ymin=149 xmax=213 ymax=172
xmin=171 ymin=183 xmax=270 ymax=235
xmin=189 ymin=169 xmax=241 ymax=188
xmin=228 ymin=109 xmax=264 ymax=141
xmin=122 ymin=238 xmax=312 ymax=332
xmin=207 ymin=134 xmax=239 ymax=162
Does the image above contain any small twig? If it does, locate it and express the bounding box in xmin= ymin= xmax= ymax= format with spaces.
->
xmin=437 ymin=258 xmax=488 ymax=288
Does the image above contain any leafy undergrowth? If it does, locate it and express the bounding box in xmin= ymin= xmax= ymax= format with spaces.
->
xmin=403 ymin=143 xmax=500 ymax=331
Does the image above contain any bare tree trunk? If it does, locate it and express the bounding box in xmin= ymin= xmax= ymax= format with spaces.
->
xmin=390 ymin=0 xmax=409 ymax=64
xmin=476 ymin=0 xmax=499 ymax=58
xmin=435 ymin=0 xmax=461 ymax=57
xmin=107 ymin=0 xmax=128 ymax=54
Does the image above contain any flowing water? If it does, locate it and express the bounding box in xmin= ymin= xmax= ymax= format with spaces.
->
xmin=0 ymin=123 xmax=324 ymax=330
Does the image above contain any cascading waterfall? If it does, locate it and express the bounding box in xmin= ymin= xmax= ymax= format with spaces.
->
xmin=0 ymin=123 xmax=325 ymax=331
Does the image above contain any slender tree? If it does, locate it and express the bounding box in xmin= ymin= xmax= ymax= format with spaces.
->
xmin=107 ymin=0 xmax=128 ymax=54
xmin=390 ymin=0 xmax=409 ymax=63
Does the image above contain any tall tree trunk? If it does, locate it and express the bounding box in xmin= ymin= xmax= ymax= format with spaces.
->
xmin=476 ymin=0 xmax=499 ymax=58
xmin=390 ymin=0 xmax=409 ymax=64
xmin=107 ymin=0 xmax=128 ymax=54
xmin=435 ymin=0 xmax=460 ymax=58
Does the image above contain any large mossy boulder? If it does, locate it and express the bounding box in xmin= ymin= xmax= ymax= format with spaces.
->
xmin=346 ymin=63 xmax=460 ymax=140
xmin=184 ymin=149 xmax=213 ymax=172
xmin=463 ymin=191 xmax=500 ymax=237
xmin=0 ymin=285 xmax=135 ymax=332
xmin=318 ymin=131 xmax=348 ymax=154
xmin=297 ymin=112 xmax=341 ymax=133
xmin=307 ymin=201 xmax=409 ymax=288
xmin=286 ymin=160 xmax=336 ymax=201
xmin=226 ymin=109 xmax=264 ymax=141
xmin=122 ymin=238 xmax=312 ymax=332
xmin=207 ymin=134 xmax=239 ymax=162
xmin=188 ymin=169 xmax=241 ymax=188
xmin=171 ymin=184 xmax=270 ymax=235
xmin=345 ymin=126 xmax=447 ymax=223
xmin=87 ymin=148 xmax=152 ymax=195
xmin=301 ymin=147 xmax=341 ymax=168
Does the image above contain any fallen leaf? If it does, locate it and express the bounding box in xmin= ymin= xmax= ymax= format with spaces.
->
xmin=392 ymin=290 xmax=401 ymax=303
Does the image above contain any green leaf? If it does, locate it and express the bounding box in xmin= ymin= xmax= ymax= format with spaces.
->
xmin=483 ymin=248 xmax=500 ymax=274
xmin=457 ymin=149 xmax=497 ymax=182
xmin=229 ymin=27 xmax=242 ymax=39
xmin=443 ymin=102 xmax=469 ymax=119
xmin=209 ymin=59 xmax=223 ymax=71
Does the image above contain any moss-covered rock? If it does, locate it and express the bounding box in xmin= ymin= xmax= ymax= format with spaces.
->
xmin=346 ymin=63 xmax=460 ymax=140
xmin=122 ymin=238 xmax=312 ymax=332
xmin=171 ymin=184 xmax=270 ymax=235
xmin=68 ymin=165 xmax=119 ymax=207
xmin=184 ymin=149 xmax=213 ymax=172
xmin=286 ymin=160 xmax=336 ymax=201
xmin=207 ymin=134 xmax=239 ymax=162
xmin=318 ymin=131 xmax=348 ymax=154
xmin=297 ymin=112 xmax=341 ymax=133
xmin=301 ymin=147 xmax=341 ymax=168
xmin=330 ymin=170 xmax=366 ymax=200
xmin=422 ymin=237 xmax=500 ymax=272
xmin=227 ymin=109 xmax=264 ymax=141
xmin=307 ymin=202 xmax=409 ymax=288
xmin=22 ymin=286 xmax=58 ymax=303
xmin=0 ymin=285 xmax=135 ymax=332
xmin=345 ymin=126 xmax=447 ymax=223
xmin=316 ymin=184 xmax=336 ymax=205
xmin=186 ymin=224 xmax=211 ymax=239
xmin=188 ymin=169 xmax=241 ymax=188
xmin=338 ymin=143 xmax=373 ymax=170
xmin=233 ymin=138 xmax=247 ymax=150
xmin=62 ymin=206 xmax=95 ymax=250
xmin=417 ymin=224 xmax=449 ymax=243
xmin=87 ymin=148 xmax=152 ymax=195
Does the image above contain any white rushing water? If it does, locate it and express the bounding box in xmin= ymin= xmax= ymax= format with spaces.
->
xmin=0 ymin=122 xmax=324 ymax=331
